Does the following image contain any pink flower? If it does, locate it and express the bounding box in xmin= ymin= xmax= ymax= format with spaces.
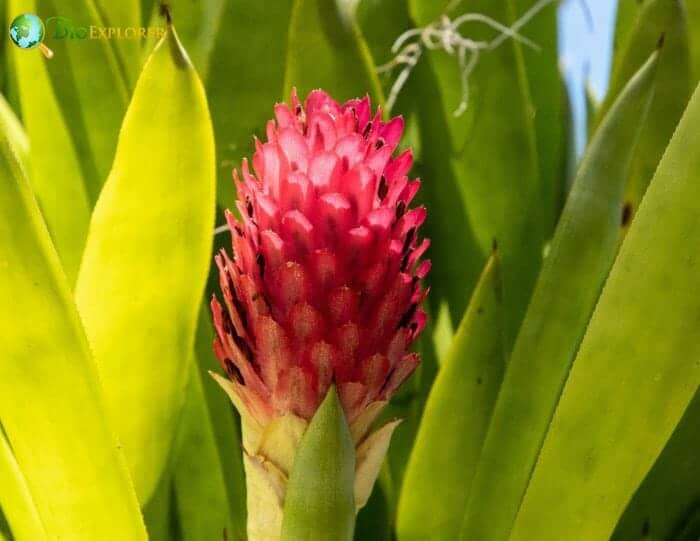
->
xmin=211 ymin=89 xmax=430 ymax=426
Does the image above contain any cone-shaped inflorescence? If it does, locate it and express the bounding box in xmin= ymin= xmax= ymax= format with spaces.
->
xmin=212 ymin=89 xmax=430 ymax=426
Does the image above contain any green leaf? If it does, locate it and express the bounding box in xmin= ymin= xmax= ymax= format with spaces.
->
xmin=599 ymin=0 xmax=691 ymax=215
xmin=585 ymin=80 xmax=600 ymax=141
xmin=459 ymin=51 xmax=659 ymax=541
xmin=0 ymin=427 xmax=46 ymax=541
xmin=173 ymin=362 xmax=236 ymax=541
xmin=35 ymin=0 xmax=130 ymax=202
xmin=689 ymin=1 xmax=700 ymax=83
xmin=409 ymin=0 xmax=543 ymax=347
xmin=0 ymin=95 xmax=27 ymax=166
xmin=508 ymin=80 xmax=700 ymax=541
xmin=7 ymin=0 xmax=91 ymax=285
xmin=397 ymin=253 xmax=504 ymax=541
xmin=611 ymin=389 xmax=700 ymax=541
xmin=511 ymin=0 xmax=564 ymax=236
xmin=283 ymin=0 xmax=384 ymax=104
xmin=75 ymin=27 xmax=216 ymax=503
xmin=354 ymin=481 xmax=392 ymax=541
xmin=409 ymin=58 xmax=483 ymax=326
xmin=170 ymin=307 xmax=248 ymax=541
xmin=192 ymin=307 xmax=247 ymax=538
xmin=281 ymin=387 xmax=356 ymax=541
xmin=0 ymin=108 xmax=146 ymax=541
xmin=206 ymin=0 xmax=293 ymax=207
xmin=671 ymin=503 xmax=700 ymax=541
xmin=143 ymin=474 xmax=177 ymax=541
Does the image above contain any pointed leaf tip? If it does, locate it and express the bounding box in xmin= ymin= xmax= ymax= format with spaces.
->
xmin=281 ymin=386 xmax=356 ymax=541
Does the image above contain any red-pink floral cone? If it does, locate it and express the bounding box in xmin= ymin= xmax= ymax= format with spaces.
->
xmin=211 ymin=89 xmax=430 ymax=540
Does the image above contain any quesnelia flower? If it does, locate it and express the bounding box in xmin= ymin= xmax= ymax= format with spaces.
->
xmin=211 ymin=89 xmax=430 ymax=540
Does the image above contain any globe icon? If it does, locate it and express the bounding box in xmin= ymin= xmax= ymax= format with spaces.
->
xmin=9 ymin=13 xmax=45 ymax=50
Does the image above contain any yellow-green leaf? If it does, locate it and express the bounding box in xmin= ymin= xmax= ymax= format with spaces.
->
xmin=0 ymin=428 xmax=46 ymax=541
xmin=509 ymin=80 xmax=700 ymax=541
xmin=75 ymin=27 xmax=215 ymax=503
xmin=7 ymin=0 xmax=91 ymax=284
xmin=0 ymin=113 xmax=147 ymax=541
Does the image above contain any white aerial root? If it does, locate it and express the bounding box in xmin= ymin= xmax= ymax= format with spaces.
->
xmin=378 ymin=0 xmax=558 ymax=116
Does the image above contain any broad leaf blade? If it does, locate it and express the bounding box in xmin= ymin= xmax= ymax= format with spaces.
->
xmin=509 ymin=81 xmax=700 ymax=541
xmin=0 ymin=116 xmax=147 ymax=541
xmin=459 ymin=51 xmax=659 ymax=541
xmin=75 ymin=27 xmax=216 ymax=503
xmin=281 ymin=387 xmax=356 ymax=541
xmin=397 ymin=253 xmax=504 ymax=540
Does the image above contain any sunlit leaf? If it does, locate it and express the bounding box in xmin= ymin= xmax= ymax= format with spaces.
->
xmin=508 ymin=80 xmax=700 ymax=541
xmin=0 ymin=428 xmax=46 ymax=541
xmin=75 ymin=27 xmax=215 ymax=503
xmin=0 ymin=109 xmax=147 ymax=541
xmin=7 ymin=0 xmax=90 ymax=284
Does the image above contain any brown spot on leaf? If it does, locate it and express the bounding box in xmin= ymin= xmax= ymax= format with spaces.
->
xmin=621 ymin=202 xmax=633 ymax=227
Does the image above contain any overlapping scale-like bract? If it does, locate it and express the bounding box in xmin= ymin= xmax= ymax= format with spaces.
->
xmin=212 ymin=89 xmax=430 ymax=425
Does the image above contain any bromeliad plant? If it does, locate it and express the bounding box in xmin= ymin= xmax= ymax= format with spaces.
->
xmin=0 ymin=1 xmax=700 ymax=541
